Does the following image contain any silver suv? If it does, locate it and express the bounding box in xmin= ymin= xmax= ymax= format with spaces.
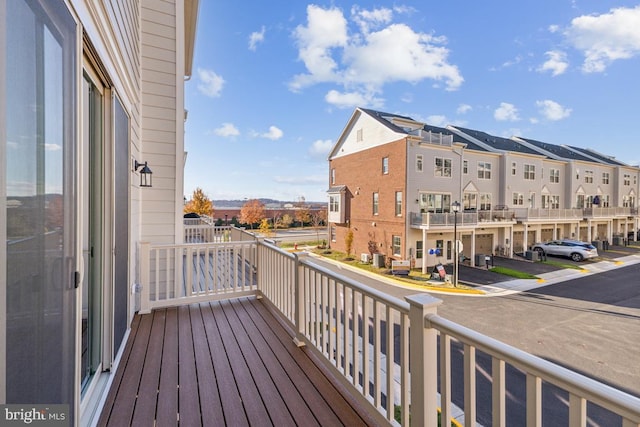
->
xmin=532 ymin=239 xmax=599 ymax=262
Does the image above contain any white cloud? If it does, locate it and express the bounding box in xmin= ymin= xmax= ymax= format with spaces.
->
xmin=325 ymin=89 xmax=383 ymax=109
xmin=197 ymin=68 xmax=225 ymax=97
xmin=426 ymin=115 xmax=447 ymax=127
xmin=309 ymin=139 xmax=333 ymax=158
xmin=536 ymin=99 xmax=572 ymax=121
xmin=351 ymin=5 xmax=393 ymax=34
xmin=494 ymin=102 xmax=520 ymax=121
xmin=214 ymin=123 xmax=240 ymax=137
xmin=456 ymin=104 xmax=472 ymax=114
xmin=259 ymin=126 xmax=284 ymax=140
xmin=45 ymin=143 xmax=62 ymax=151
xmin=538 ymin=50 xmax=569 ymax=76
xmin=290 ymin=5 xmax=463 ymax=106
xmin=249 ymin=26 xmax=266 ymax=51
xmin=564 ymin=6 xmax=640 ymax=73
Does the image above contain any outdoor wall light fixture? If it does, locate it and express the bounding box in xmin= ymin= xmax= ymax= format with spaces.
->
xmin=134 ymin=160 xmax=153 ymax=188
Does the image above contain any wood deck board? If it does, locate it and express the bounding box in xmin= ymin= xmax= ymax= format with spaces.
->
xmin=244 ymin=298 xmax=370 ymax=427
xmin=229 ymin=299 xmax=322 ymax=427
xmin=156 ymin=307 xmax=179 ymax=427
xmin=176 ymin=305 xmax=202 ymax=426
xmin=99 ymin=297 xmax=372 ymax=426
xmin=190 ymin=304 xmax=229 ymax=424
xmin=219 ymin=300 xmax=296 ymax=427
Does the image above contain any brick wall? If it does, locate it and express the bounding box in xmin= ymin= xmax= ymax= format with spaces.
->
xmin=329 ymin=138 xmax=408 ymax=262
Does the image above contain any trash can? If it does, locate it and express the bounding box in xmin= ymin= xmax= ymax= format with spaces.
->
xmin=525 ymin=250 xmax=540 ymax=261
xmin=613 ymin=236 xmax=621 ymax=246
xmin=474 ymin=254 xmax=485 ymax=266
xmin=591 ymin=240 xmax=603 ymax=251
xmin=602 ymin=240 xmax=609 ymax=251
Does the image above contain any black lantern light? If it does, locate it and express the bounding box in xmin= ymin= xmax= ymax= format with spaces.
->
xmin=134 ymin=160 xmax=153 ymax=188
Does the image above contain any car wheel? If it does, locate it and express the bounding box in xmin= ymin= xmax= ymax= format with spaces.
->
xmin=571 ymin=253 xmax=583 ymax=262
xmin=534 ymin=247 xmax=545 ymax=255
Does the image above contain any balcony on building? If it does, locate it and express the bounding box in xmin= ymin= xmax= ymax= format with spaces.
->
xmin=98 ymin=222 xmax=640 ymax=426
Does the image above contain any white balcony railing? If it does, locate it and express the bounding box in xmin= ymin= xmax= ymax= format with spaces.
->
xmin=139 ymin=231 xmax=640 ymax=426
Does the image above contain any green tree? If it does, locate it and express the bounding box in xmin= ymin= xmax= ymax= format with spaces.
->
xmin=184 ymin=187 xmax=214 ymax=217
xmin=240 ymin=199 xmax=265 ymax=229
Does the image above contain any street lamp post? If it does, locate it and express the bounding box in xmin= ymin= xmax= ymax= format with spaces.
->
xmin=452 ymin=201 xmax=461 ymax=287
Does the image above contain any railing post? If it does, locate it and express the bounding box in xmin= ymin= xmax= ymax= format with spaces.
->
xmin=293 ymin=252 xmax=306 ymax=347
xmin=139 ymin=241 xmax=151 ymax=314
xmin=406 ymin=294 xmax=442 ymax=427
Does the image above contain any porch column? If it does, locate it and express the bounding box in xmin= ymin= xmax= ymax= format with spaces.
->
xmin=470 ymin=230 xmax=477 ymax=267
xmin=587 ymin=219 xmax=593 ymax=242
xmin=523 ymin=223 xmax=529 ymax=252
xmin=509 ymin=226 xmax=514 ymax=257
xmin=552 ymin=223 xmax=557 ymax=240
xmin=422 ymin=228 xmax=428 ymax=274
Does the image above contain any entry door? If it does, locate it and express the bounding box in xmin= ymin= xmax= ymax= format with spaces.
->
xmin=81 ymin=71 xmax=105 ymax=393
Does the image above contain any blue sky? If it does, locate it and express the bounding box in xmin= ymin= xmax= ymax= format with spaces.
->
xmin=184 ymin=1 xmax=640 ymax=203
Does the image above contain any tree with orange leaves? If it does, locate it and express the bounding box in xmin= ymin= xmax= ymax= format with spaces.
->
xmin=240 ymin=199 xmax=265 ymax=229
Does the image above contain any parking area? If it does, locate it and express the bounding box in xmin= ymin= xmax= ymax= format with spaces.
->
xmin=455 ymin=243 xmax=640 ymax=287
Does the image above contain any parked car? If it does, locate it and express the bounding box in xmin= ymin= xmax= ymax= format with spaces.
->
xmin=531 ymin=239 xmax=599 ymax=262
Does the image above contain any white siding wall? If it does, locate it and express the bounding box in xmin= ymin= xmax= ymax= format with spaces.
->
xmin=331 ymin=111 xmax=404 ymax=159
xmin=140 ymin=0 xmax=183 ymax=244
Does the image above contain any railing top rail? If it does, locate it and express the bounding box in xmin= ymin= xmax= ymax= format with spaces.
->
xmin=146 ymin=240 xmax=257 ymax=249
xmin=299 ymin=256 xmax=411 ymax=313
xmin=428 ymin=314 xmax=640 ymax=421
xmin=258 ymin=239 xmax=296 ymax=261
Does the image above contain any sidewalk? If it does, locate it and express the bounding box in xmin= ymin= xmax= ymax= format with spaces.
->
xmin=304 ymin=244 xmax=640 ymax=297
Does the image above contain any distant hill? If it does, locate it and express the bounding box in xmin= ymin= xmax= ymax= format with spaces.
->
xmin=213 ymin=198 xmax=324 ymax=208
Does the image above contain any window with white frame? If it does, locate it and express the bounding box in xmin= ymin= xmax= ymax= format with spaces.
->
xmin=463 ymin=160 xmax=468 ymax=174
xmin=478 ymin=162 xmax=492 ymax=179
xmin=479 ymin=193 xmax=492 ymax=210
xmin=395 ymin=191 xmax=402 ymax=216
xmin=512 ymin=162 xmax=516 ymax=175
xmin=550 ymin=168 xmax=560 ymax=183
xmin=602 ymin=172 xmax=609 ymax=184
xmin=416 ymin=154 xmax=423 ymax=172
xmin=524 ymin=164 xmax=535 ymax=180
xmin=624 ymin=174 xmax=631 ymax=186
xmin=576 ymin=194 xmax=585 ymax=208
xmin=584 ymin=170 xmax=594 ymax=183
xmin=463 ymin=192 xmax=477 ymax=210
xmin=435 ymin=157 xmax=452 ymax=177
xmin=416 ymin=241 xmax=423 ymax=259
xmin=329 ymin=194 xmax=340 ymax=213
xmin=331 ymin=168 xmax=335 ymax=184
xmin=392 ymin=235 xmax=401 ymax=256
xmin=601 ymin=195 xmax=610 ymax=207
xmin=513 ymin=192 xmax=524 ymax=205
xmin=373 ymin=192 xmax=379 ymax=215
xmin=542 ymin=194 xmax=560 ymax=209
xmin=382 ymin=157 xmax=389 ymax=174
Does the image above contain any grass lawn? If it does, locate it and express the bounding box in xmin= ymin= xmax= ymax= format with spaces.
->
xmin=309 ymin=248 xmax=476 ymax=290
xmin=488 ymin=266 xmax=540 ymax=279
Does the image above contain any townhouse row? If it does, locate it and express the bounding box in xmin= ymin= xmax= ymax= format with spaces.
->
xmin=327 ymin=108 xmax=640 ymax=272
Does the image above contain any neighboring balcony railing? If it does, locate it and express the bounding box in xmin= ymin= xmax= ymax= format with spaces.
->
xmin=184 ymin=223 xmax=232 ymax=243
xmin=583 ymin=206 xmax=638 ymax=218
xmin=138 ymin=231 xmax=640 ymax=426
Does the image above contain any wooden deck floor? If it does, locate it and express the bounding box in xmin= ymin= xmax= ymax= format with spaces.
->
xmin=98 ymin=297 xmax=376 ymax=426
